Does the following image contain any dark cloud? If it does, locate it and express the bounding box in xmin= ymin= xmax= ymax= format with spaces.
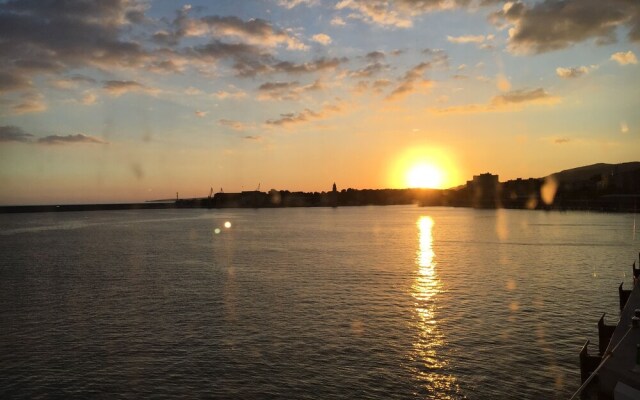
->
xmin=0 ymin=125 xmax=34 ymax=142
xmin=422 ymin=48 xmax=449 ymax=67
xmin=0 ymin=71 xmax=31 ymax=94
xmin=0 ymin=0 xmax=149 ymax=105
xmin=257 ymin=80 xmax=323 ymax=100
xmin=265 ymin=103 xmax=342 ymax=126
xmin=158 ymin=8 xmax=305 ymax=49
xmin=555 ymin=138 xmax=570 ymax=144
xmin=233 ymin=56 xmax=347 ymax=78
xmin=490 ymin=0 xmax=640 ymax=54
xmin=37 ymin=133 xmax=108 ymax=145
xmin=272 ymin=57 xmax=348 ymax=74
xmin=0 ymin=0 xmax=143 ymax=24
xmin=104 ymin=79 xmax=143 ymax=90
xmin=103 ymin=80 xmax=155 ymax=96
xmin=364 ymin=51 xmax=386 ymax=62
xmin=490 ymin=88 xmax=556 ymax=105
xmin=0 ymin=126 xmax=107 ymax=145
xmin=350 ymin=61 xmax=388 ymax=78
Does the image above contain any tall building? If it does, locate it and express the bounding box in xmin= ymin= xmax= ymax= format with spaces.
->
xmin=467 ymin=173 xmax=500 ymax=208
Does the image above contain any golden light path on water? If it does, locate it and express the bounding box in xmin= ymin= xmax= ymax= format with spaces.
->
xmin=412 ymin=216 xmax=460 ymax=397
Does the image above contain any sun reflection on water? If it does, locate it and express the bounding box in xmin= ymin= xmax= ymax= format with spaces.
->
xmin=411 ymin=216 xmax=461 ymax=398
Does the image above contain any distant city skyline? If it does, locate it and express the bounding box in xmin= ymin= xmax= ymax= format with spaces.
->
xmin=0 ymin=0 xmax=639 ymax=205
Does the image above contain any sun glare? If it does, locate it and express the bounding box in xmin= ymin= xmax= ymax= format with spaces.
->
xmin=407 ymin=164 xmax=444 ymax=188
xmin=388 ymin=146 xmax=460 ymax=190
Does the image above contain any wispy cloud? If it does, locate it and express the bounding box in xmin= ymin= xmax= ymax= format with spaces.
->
xmin=334 ymin=0 xmax=485 ymax=28
xmin=277 ymin=0 xmax=318 ymax=10
xmin=432 ymin=88 xmax=560 ymax=114
xmin=243 ymin=135 xmax=262 ymax=141
xmin=491 ymin=88 xmax=559 ymax=106
xmin=12 ymin=92 xmax=47 ymax=114
xmin=212 ymin=86 xmax=247 ymax=100
xmin=265 ymin=103 xmax=342 ymax=126
xmin=386 ymin=62 xmax=433 ymax=101
xmin=103 ymin=80 xmax=157 ymax=97
xmin=257 ymin=80 xmax=323 ymax=101
xmin=219 ymin=119 xmax=251 ymax=131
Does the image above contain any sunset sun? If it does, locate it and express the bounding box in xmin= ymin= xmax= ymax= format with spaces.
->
xmin=406 ymin=164 xmax=445 ymax=189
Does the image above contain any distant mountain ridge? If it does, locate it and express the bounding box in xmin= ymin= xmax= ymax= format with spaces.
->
xmin=545 ymin=162 xmax=640 ymax=183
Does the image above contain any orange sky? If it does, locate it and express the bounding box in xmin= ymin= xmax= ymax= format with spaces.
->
xmin=0 ymin=1 xmax=639 ymax=204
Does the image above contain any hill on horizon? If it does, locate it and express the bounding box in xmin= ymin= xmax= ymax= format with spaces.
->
xmin=544 ymin=162 xmax=640 ymax=184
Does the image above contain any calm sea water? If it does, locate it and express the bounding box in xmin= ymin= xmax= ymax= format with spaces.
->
xmin=0 ymin=206 xmax=637 ymax=399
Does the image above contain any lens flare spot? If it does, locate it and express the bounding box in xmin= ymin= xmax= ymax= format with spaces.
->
xmin=224 ymin=221 xmax=232 ymax=229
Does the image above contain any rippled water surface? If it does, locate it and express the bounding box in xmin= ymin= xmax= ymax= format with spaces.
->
xmin=0 ymin=206 xmax=637 ymax=399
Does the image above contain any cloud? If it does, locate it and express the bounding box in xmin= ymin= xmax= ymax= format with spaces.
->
xmin=447 ymin=34 xmax=494 ymax=47
xmin=219 ymin=119 xmax=250 ymax=131
xmin=386 ymin=62 xmax=433 ymax=101
xmin=277 ymin=0 xmax=318 ymax=9
xmin=162 ymin=8 xmax=306 ymax=50
xmin=12 ymin=92 xmax=47 ymax=114
xmin=37 ymin=133 xmax=108 ymax=145
xmin=0 ymin=0 xmax=150 ymax=77
xmin=80 ymin=91 xmax=98 ymax=105
xmin=556 ymin=66 xmax=590 ymax=78
xmin=272 ymin=57 xmax=347 ymax=75
xmin=257 ymin=80 xmax=323 ymax=101
xmin=311 ymin=33 xmax=332 ymax=45
xmin=0 ymin=71 xmax=31 ymax=94
xmin=1 ymin=125 xmax=109 ymax=145
xmin=554 ymin=137 xmax=571 ymax=144
xmin=491 ymin=88 xmax=559 ymax=106
xmin=195 ymin=110 xmax=209 ymax=117
xmin=0 ymin=125 xmax=34 ymax=142
xmin=184 ymin=86 xmax=204 ymax=95
xmin=330 ymin=16 xmax=346 ymax=26
xmin=212 ymin=86 xmax=247 ymax=100
xmin=265 ymin=103 xmax=342 ymax=126
xmin=421 ymin=48 xmax=449 ymax=68
xmin=611 ymin=50 xmax=638 ymax=65
xmin=243 ymin=135 xmax=262 ymax=141
xmin=335 ymin=0 xmax=485 ymax=28
xmin=432 ymin=87 xmax=560 ymax=114
xmin=491 ymin=0 xmax=640 ymax=54
xmin=103 ymin=80 xmax=157 ymax=96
